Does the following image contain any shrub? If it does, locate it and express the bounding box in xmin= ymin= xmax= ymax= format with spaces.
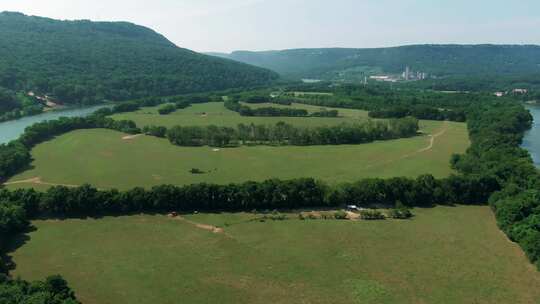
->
xmin=387 ymin=201 xmax=413 ymax=219
xmin=157 ymin=104 xmax=177 ymax=115
xmin=334 ymin=210 xmax=348 ymax=220
xmin=387 ymin=208 xmax=413 ymax=219
xmin=360 ymin=210 xmax=385 ymax=220
xmin=189 ymin=168 xmax=204 ymax=174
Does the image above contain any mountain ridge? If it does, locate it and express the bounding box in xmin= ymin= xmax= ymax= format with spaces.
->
xmin=0 ymin=12 xmax=278 ymax=105
xmin=207 ymin=44 xmax=540 ymax=80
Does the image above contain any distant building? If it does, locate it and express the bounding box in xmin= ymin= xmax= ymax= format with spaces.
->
xmin=370 ymin=75 xmax=390 ymax=80
xmin=405 ymin=66 xmax=411 ymax=80
xmin=512 ymin=89 xmax=528 ymax=94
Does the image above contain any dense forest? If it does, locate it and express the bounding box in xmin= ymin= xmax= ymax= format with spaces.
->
xmin=209 ymin=45 xmax=540 ymax=82
xmin=0 ymin=12 xmax=278 ymax=112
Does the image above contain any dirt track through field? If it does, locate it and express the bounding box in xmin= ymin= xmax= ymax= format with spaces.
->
xmin=3 ymin=177 xmax=80 ymax=188
xmin=416 ymin=122 xmax=449 ymax=153
xmin=365 ymin=121 xmax=450 ymax=169
xmin=122 ymin=134 xmax=143 ymax=140
xmin=173 ymin=215 xmax=233 ymax=238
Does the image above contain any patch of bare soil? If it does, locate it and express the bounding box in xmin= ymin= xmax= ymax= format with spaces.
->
xmin=365 ymin=121 xmax=450 ymax=169
xmin=169 ymin=214 xmax=230 ymax=236
xmin=3 ymin=177 xmax=79 ymax=188
xmin=122 ymin=134 xmax=142 ymax=140
xmin=346 ymin=211 xmax=360 ymax=220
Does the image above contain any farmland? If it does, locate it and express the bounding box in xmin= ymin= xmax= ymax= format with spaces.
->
xmin=5 ymin=118 xmax=468 ymax=190
xmin=9 ymin=206 xmax=540 ymax=304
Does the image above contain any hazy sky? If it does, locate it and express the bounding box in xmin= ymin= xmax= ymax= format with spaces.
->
xmin=2 ymin=0 xmax=540 ymax=53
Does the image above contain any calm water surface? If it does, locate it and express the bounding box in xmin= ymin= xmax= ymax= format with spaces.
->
xmin=0 ymin=105 xmax=107 ymax=144
xmin=523 ymin=105 xmax=540 ymax=168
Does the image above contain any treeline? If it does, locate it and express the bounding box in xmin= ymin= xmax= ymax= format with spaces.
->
xmin=0 ymin=115 xmax=139 ymax=181
xmin=451 ymin=101 xmax=540 ymax=269
xmin=0 ymin=197 xmax=80 ymax=303
xmin=152 ymin=118 xmax=419 ymax=147
xmin=0 ymin=87 xmax=44 ymax=122
xmin=280 ymin=82 xmax=522 ymax=122
xmin=368 ymin=105 xmax=466 ymax=122
xmin=0 ymin=274 xmax=80 ymax=304
xmin=0 ymin=174 xmax=498 ymax=218
xmin=224 ymin=100 xmax=338 ymax=117
xmin=241 ymin=95 xmax=294 ymax=106
xmin=95 ymin=93 xmax=223 ymax=117
xmin=224 ymin=100 xmax=308 ymax=117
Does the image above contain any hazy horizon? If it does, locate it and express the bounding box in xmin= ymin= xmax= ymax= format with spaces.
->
xmin=2 ymin=0 xmax=540 ymax=53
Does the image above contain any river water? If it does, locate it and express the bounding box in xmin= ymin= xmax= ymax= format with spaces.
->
xmin=523 ymin=105 xmax=540 ymax=168
xmin=0 ymin=105 xmax=107 ymax=144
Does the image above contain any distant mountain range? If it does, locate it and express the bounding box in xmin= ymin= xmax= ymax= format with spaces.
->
xmin=0 ymin=12 xmax=278 ymax=105
xmin=208 ymin=45 xmax=540 ymax=81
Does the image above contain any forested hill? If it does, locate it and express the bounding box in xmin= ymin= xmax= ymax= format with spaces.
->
xmin=209 ymin=45 xmax=540 ymax=80
xmin=0 ymin=12 xmax=278 ymax=104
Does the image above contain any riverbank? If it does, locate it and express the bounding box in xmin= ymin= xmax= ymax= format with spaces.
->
xmin=523 ymin=104 xmax=540 ymax=168
xmin=0 ymin=104 xmax=110 ymax=144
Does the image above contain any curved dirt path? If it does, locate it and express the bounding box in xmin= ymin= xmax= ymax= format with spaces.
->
xmin=416 ymin=121 xmax=449 ymax=153
xmin=3 ymin=177 xmax=80 ymax=188
xmin=122 ymin=134 xmax=143 ymax=140
xmin=365 ymin=121 xmax=450 ymax=169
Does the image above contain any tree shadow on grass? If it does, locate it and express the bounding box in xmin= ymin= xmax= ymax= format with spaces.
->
xmin=0 ymin=164 xmax=36 ymax=185
xmin=1 ymin=225 xmax=36 ymax=273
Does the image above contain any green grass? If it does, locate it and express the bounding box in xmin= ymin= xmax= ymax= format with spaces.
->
xmin=5 ymin=119 xmax=468 ymax=190
xmin=10 ymin=206 xmax=540 ymax=304
xmin=111 ymin=102 xmax=370 ymax=128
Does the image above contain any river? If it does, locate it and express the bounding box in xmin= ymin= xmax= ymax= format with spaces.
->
xmin=523 ymin=104 xmax=540 ymax=168
xmin=0 ymin=105 xmax=108 ymax=144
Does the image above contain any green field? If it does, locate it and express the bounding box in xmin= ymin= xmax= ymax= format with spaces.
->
xmin=111 ymin=102 xmax=370 ymax=128
xmin=10 ymin=206 xmax=540 ymax=304
xmin=5 ymin=119 xmax=468 ymax=190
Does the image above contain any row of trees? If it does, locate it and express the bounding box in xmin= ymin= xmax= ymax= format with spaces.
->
xmin=160 ymin=118 xmax=419 ymax=147
xmin=0 ymin=198 xmax=81 ymax=303
xmin=0 ymin=174 xmax=498 ymax=218
xmin=224 ymin=100 xmax=309 ymax=117
xmin=368 ymin=105 xmax=466 ymax=122
xmin=449 ymin=101 xmax=540 ymax=269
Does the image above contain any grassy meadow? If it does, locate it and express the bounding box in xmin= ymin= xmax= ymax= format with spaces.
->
xmin=111 ymin=102 xmax=370 ymax=128
xmin=9 ymin=206 xmax=540 ymax=304
xmin=5 ymin=118 xmax=468 ymax=190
